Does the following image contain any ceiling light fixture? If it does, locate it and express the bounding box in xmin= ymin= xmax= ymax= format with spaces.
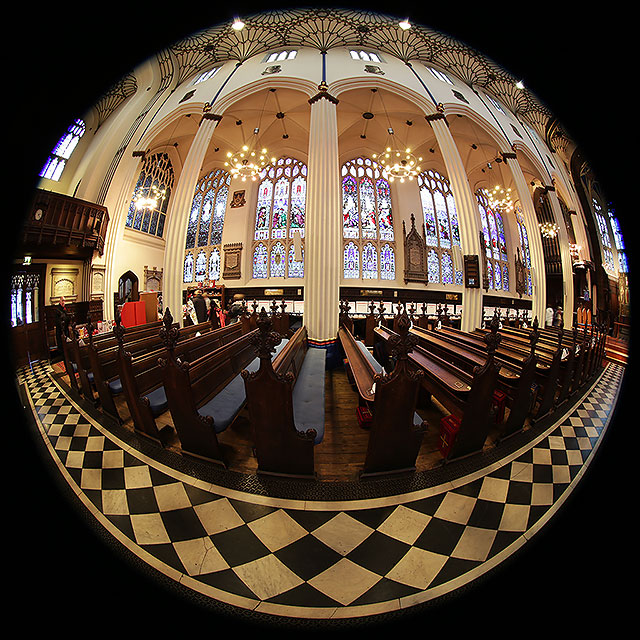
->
xmin=232 ymin=17 xmax=245 ymax=30
xmin=398 ymin=19 xmax=412 ymax=30
xmin=371 ymin=90 xmax=422 ymax=182
xmin=539 ymin=221 xmax=560 ymax=238
xmin=487 ymin=184 xmax=515 ymax=213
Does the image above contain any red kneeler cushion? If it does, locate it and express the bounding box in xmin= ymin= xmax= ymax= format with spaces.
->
xmin=357 ymin=406 xmax=373 ymax=428
xmin=438 ymin=414 xmax=461 ymax=457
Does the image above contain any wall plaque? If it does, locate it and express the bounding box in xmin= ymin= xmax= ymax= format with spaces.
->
xmin=464 ymin=255 xmax=480 ymax=288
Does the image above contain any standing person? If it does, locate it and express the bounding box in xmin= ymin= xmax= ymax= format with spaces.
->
xmin=545 ymin=305 xmax=554 ymax=328
xmin=54 ymin=297 xmax=72 ymax=354
xmin=227 ymin=294 xmax=245 ymax=324
xmin=192 ymin=289 xmax=207 ymax=324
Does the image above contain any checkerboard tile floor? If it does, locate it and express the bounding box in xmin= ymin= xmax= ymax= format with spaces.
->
xmin=16 ymin=360 xmax=623 ymax=622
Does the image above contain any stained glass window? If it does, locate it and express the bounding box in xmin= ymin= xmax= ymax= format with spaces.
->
xmin=252 ymin=157 xmax=306 ymax=279
xmin=344 ymin=242 xmax=359 ymax=279
xmin=39 ymin=119 xmax=85 ymax=181
xmin=380 ymin=244 xmax=395 ymax=280
xmin=418 ymin=170 xmax=462 ymax=285
xmin=183 ymin=168 xmax=230 ymax=285
xmin=209 ymin=248 xmax=221 ymax=281
xmin=253 ymin=243 xmax=268 ymax=279
xmin=288 ymin=244 xmax=304 ymax=278
xmin=270 ymin=242 xmax=286 ymax=278
xmin=362 ymin=243 xmax=378 ymax=279
xmin=126 ymin=152 xmax=174 ymax=238
xmin=427 ymin=249 xmax=440 ymax=283
xmin=593 ymin=197 xmax=618 ymax=272
xmin=184 ymin=254 xmax=194 ymax=283
xmin=476 ymin=188 xmax=510 ymax=291
xmin=608 ymin=205 xmax=627 ymax=274
xmin=195 ymin=251 xmax=207 ymax=282
xmin=341 ymin=158 xmax=395 ymax=281
xmin=516 ymin=210 xmax=532 ymax=295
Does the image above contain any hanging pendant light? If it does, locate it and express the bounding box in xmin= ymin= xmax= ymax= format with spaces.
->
xmin=370 ymin=90 xmax=422 ymax=182
xmin=224 ymin=91 xmax=276 ymax=181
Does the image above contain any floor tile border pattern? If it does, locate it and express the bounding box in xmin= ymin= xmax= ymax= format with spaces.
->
xmin=18 ymin=361 xmax=623 ymax=622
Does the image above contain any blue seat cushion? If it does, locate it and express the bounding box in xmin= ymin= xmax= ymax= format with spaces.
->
xmin=198 ymin=339 xmax=290 ymax=433
xmin=145 ymin=386 xmax=168 ymax=417
xmin=108 ymin=377 xmax=123 ymax=395
xmin=292 ymin=347 xmax=326 ymax=444
xmin=355 ymin=340 xmax=384 ymax=374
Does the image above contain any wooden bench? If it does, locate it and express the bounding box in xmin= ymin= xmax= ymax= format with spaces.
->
xmin=84 ymin=310 xmax=225 ymax=422
xmin=242 ymin=310 xmax=326 ymax=479
xmin=159 ymin=313 xmax=289 ymax=466
xmin=410 ymin=321 xmax=540 ymax=439
xmin=115 ymin=310 xmax=244 ymax=444
xmin=374 ymin=316 xmax=502 ymax=463
xmin=339 ymin=311 xmax=427 ymax=477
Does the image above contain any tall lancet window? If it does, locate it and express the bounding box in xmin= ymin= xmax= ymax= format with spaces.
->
xmin=593 ymin=197 xmax=615 ymax=273
xmin=252 ymin=157 xmax=306 ymax=279
xmin=183 ymin=168 xmax=230 ymax=284
xmin=476 ymin=188 xmax=510 ymax=291
xmin=341 ymin=157 xmax=395 ymax=280
xmin=39 ymin=118 xmax=85 ymax=181
xmin=516 ymin=208 xmax=533 ymax=295
xmin=417 ymin=169 xmax=462 ymax=284
xmin=126 ymin=152 xmax=175 ymax=238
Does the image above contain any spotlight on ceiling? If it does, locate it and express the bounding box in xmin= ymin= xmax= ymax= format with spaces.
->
xmin=398 ymin=19 xmax=412 ymax=30
xmin=232 ymin=17 xmax=245 ymax=31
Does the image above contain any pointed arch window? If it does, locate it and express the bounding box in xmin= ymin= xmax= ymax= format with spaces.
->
xmin=39 ymin=118 xmax=85 ymax=181
xmin=253 ymin=243 xmax=268 ymax=279
xmin=341 ymin=157 xmax=395 ymax=280
xmin=183 ymin=168 xmax=230 ymax=285
xmin=476 ymin=188 xmax=509 ymax=291
xmin=252 ymin=157 xmax=306 ymax=279
xmin=417 ymin=169 xmax=462 ymax=285
xmin=516 ymin=209 xmax=533 ymax=295
xmin=126 ymin=152 xmax=175 ymax=238
xmin=593 ymin=197 xmax=616 ymax=272
xmin=183 ymin=254 xmax=194 ymax=283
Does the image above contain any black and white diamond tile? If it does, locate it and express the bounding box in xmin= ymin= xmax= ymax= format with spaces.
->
xmin=16 ymin=360 xmax=625 ymax=621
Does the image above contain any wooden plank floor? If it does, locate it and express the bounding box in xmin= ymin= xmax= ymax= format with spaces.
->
xmin=54 ymin=362 xmax=512 ymax=483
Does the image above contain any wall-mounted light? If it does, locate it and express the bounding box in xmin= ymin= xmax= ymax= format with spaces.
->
xmin=398 ymin=19 xmax=412 ymax=30
xmin=232 ymin=17 xmax=245 ymax=30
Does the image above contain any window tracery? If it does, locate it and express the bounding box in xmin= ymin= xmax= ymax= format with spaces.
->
xmin=183 ymin=168 xmax=230 ymax=284
xmin=126 ymin=152 xmax=175 ymax=238
xmin=341 ymin=157 xmax=395 ymax=280
xmin=476 ymin=188 xmax=509 ymax=291
xmin=252 ymin=157 xmax=306 ymax=279
xmin=417 ymin=169 xmax=462 ymax=285
xmin=39 ymin=119 xmax=85 ymax=181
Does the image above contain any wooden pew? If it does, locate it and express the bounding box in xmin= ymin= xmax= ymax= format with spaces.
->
xmin=159 ymin=312 xmax=288 ymax=467
xmin=374 ymin=316 xmax=502 ymax=463
xmin=85 ymin=310 xmax=223 ymax=423
xmin=410 ymin=320 xmax=541 ymax=439
xmin=339 ymin=310 xmax=427 ymax=477
xmin=115 ymin=310 xmax=243 ymax=445
xmin=242 ymin=310 xmax=326 ymax=479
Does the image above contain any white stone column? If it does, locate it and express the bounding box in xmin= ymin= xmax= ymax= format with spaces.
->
xmin=163 ymin=113 xmax=220 ymax=325
xmin=506 ymin=159 xmax=547 ymax=324
xmin=304 ymin=86 xmax=341 ymax=345
xmin=428 ymin=114 xmax=483 ymax=332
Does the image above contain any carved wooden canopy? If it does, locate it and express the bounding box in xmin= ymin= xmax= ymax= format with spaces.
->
xmin=402 ymin=213 xmax=429 ymax=285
